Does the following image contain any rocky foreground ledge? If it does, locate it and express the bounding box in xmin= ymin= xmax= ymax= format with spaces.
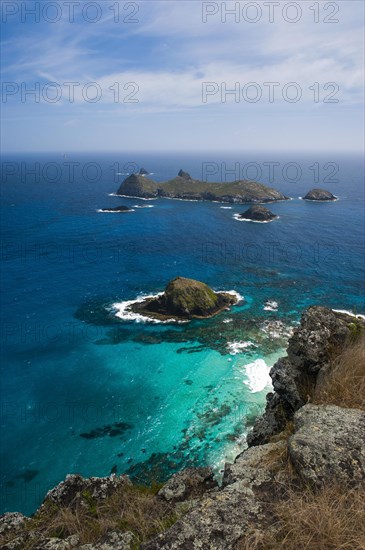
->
xmin=1 ymin=307 xmax=364 ymax=549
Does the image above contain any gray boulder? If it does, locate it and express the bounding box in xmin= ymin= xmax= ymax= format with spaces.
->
xmin=289 ymin=404 xmax=365 ymax=487
xmin=40 ymin=474 xmax=131 ymax=511
xmin=143 ymin=441 xmax=290 ymax=549
xmin=158 ymin=467 xmax=217 ymax=503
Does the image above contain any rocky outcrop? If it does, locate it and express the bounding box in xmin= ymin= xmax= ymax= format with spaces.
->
xmin=116 ymin=174 xmax=158 ymax=198
xmin=177 ymin=170 xmax=192 ymax=180
xmin=139 ymin=168 xmax=150 ymax=176
xmin=39 ymin=473 xmax=131 ymax=511
xmin=99 ymin=206 xmax=133 ymax=213
xmin=157 ymin=467 xmax=217 ymax=503
xmin=131 ymin=277 xmax=238 ymax=321
xmin=303 ymin=188 xmax=337 ymax=201
xmin=116 ymin=170 xmax=289 ymax=204
xmin=247 ymin=306 xmax=364 ymax=447
xmin=144 ymin=441 xmax=289 ymax=549
xmin=288 ymin=404 xmax=365 ymax=487
xmin=237 ymin=205 xmax=278 ymax=222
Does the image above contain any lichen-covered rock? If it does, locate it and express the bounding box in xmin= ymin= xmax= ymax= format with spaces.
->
xmin=80 ymin=530 xmax=135 ymax=549
xmin=40 ymin=474 xmax=131 ymax=511
xmin=158 ymin=467 xmax=217 ymax=503
xmin=143 ymin=442 xmax=290 ymax=549
xmin=222 ymin=440 xmax=287 ymax=487
xmin=303 ymin=188 xmax=337 ymax=201
xmin=0 ymin=513 xmax=28 ymax=538
xmin=289 ymin=404 xmax=365 ymax=487
xmin=247 ymin=307 xmax=363 ymax=446
xmin=286 ymin=307 xmax=352 ymax=375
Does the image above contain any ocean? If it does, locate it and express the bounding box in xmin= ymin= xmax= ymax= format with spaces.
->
xmin=1 ymin=152 xmax=364 ymax=515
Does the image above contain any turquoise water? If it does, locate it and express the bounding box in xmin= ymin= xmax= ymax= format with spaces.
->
xmin=1 ymin=152 xmax=364 ymax=515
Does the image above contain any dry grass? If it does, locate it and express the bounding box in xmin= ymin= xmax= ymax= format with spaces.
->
xmin=238 ymin=483 xmax=365 ymax=550
xmin=2 ymin=484 xmax=180 ymax=549
xmin=314 ymin=333 xmax=365 ymax=410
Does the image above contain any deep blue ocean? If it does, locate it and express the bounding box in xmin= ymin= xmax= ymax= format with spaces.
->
xmin=1 ymin=152 xmax=364 ymax=515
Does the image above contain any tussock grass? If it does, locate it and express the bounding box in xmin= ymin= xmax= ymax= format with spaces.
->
xmin=238 ymin=483 xmax=365 ymax=550
xmin=314 ymin=334 xmax=365 ymax=410
xmin=2 ymin=484 xmax=180 ymax=549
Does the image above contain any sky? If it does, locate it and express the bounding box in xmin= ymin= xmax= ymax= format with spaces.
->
xmin=1 ymin=0 xmax=364 ymax=153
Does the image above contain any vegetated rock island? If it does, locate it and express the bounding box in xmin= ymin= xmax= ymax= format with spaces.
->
xmin=130 ymin=277 xmax=239 ymax=321
xmin=2 ymin=307 xmax=364 ymax=549
xmin=235 ymin=205 xmax=278 ymax=222
xmin=116 ymin=169 xmax=289 ymax=204
xmin=302 ymin=188 xmax=337 ymax=201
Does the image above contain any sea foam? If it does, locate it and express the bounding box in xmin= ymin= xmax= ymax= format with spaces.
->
xmin=227 ymin=341 xmax=256 ymax=355
xmin=243 ymin=359 xmax=272 ymax=393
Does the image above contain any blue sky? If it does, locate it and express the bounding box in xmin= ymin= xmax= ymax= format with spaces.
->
xmin=1 ymin=0 xmax=364 ymax=153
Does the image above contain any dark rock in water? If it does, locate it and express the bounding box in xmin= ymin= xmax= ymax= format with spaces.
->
xmin=130 ymin=277 xmax=238 ymax=321
xmin=238 ymin=205 xmax=277 ymax=222
xmin=15 ymin=469 xmax=39 ymax=483
xmin=110 ymin=465 xmax=118 ymax=475
xmin=247 ymin=306 xmax=365 ymax=447
xmin=177 ymin=169 xmax=192 ymax=180
xmin=80 ymin=422 xmax=133 ymax=440
xmin=303 ymin=188 xmax=337 ymax=201
xmin=139 ymin=167 xmax=150 ymax=175
xmin=289 ymin=404 xmax=365 ymax=487
xmin=100 ymin=205 xmax=133 ymax=212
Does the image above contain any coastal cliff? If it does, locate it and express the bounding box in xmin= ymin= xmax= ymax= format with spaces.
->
xmin=1 ymin=307 xmax=364 ymax=549
xmin=116 ymin=171 xmax=289 ymax=204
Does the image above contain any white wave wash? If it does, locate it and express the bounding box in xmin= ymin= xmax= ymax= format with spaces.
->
xmin=132 ymin=204 xmax=154 ymax=209
xmin=227 ymin=341 xmax=256 ymax=355
xmin=261 ymin=320 xmax=294 ymax=340
xmin=243 ymin=359 xmax=273 ymax=393
xmin=96 ymin=209 xmax=135 ymax=213
xmin=218 ymin=290 xmax=244 ymax=303
xmin=111 ymin=293 xmax=186 ymax=324
xmin=220 ymin=206 xmax=233 ymax=209
xmin=109 ymin=193 xmax=157 ymax=201
xmin=232 ymin=213 xmax=277 ymax=224
xmin=264 ymin=300 xmax=279 ymax=311
xmin=332 ymin=309 xmax=365 ymax=320
xmin=112 ymin=289 xmax=243 ymax=324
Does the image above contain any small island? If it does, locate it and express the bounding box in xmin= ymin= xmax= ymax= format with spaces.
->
xmin=235 ymin=205 xmax=278 ymax=222
xmin=99 ymin=205 xmax=133 ymax=213
xmin=303 ymin=188 xmax=337 ymax=201
xmin=130 ymin=277 xmax=239 ymax=321
xmin=139 ymin=168 xmax=150 ymax=176
xmin=116 ymin=170 xmax=289 ymax=204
